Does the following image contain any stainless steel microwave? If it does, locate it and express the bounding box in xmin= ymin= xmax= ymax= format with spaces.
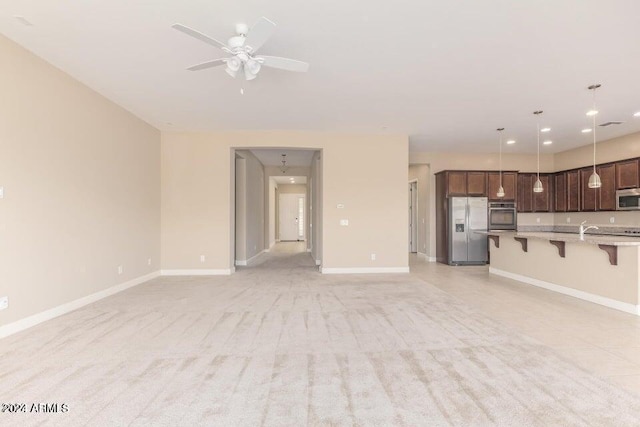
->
xmin=617 ymin=188 xmax=640 ymax=210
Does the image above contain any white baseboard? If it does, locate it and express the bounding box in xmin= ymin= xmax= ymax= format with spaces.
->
xmin=0 ymin=270 xmax=161 ymax=340
xmin=489 ymin=267 xmax=640 ymax=316
xmin=416 ymin=252 xmax=436 ymax=262
xmin=160 ymin=269 xmax=233 ymax=276
xmin=321 ymin=267 xmax=410 ymax=274
xmin=236 ymin=250 xmax=266 ymax=267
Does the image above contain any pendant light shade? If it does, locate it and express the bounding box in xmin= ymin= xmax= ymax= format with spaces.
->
xmin=588 ymin=172 xmax=602 ymax=189
xmin=587 ymin=84 xmax=602 ymax=189
xmin=533 ymin=178 xmax=544 ymax=193
xmin=533 ymin=110 xmax=544 ymax=193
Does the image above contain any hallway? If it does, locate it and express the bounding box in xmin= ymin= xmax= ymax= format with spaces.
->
xmin=237 ymin=242 xmax=315 ymax=271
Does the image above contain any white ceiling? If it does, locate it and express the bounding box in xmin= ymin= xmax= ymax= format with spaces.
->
xmin=251 ymin=149 xmax=315 ymax=167
xmin=2 ymin=1 xmax=640 ymax=153
xmin=272 ymin=176 xmax=306 ymax=185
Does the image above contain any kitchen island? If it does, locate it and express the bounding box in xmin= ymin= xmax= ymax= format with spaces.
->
xmin=484 ymin=231 xmax=640 ymax=315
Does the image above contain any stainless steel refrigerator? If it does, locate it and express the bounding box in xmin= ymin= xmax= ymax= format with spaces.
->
xmin=448 ymin=197 xmax=488 ymax=265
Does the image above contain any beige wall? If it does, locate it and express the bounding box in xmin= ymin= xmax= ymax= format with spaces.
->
xmin=555 ymin=132 xmax=640 ymax=171
xmin=408 ymin=165 xmax=430 ymax=255
xmin=161 ymin=132 xmax=408 ymax=271
xmin=278 ymin=184 xmax=307 ymax=194
xmin=235 ymin=150 xmax=265 ymax=262
xmin=311 ymin=151 xmax=323 ymax=263
xmin=268 ymin=178 xmax=277 ymax=248
xmin=490 ymin=238 xmax=640 ymax=305
xmin=0 ymin=35 xmax=160 ymax=326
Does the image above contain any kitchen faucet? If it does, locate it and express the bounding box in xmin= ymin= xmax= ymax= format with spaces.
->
xmin=579 ymin=220 xmax=599 ymax=240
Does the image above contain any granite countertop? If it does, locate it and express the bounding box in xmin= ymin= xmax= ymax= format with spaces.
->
xmin=478 ymin=230 xmax=640 ymax=247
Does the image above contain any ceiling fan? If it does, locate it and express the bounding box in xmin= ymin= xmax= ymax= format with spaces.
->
xmin=172 ymin=17 xmax=309 ymax=81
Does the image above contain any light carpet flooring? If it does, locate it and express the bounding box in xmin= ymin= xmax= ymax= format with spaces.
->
xmin=2 ymin=243 xmax=640 ymax=426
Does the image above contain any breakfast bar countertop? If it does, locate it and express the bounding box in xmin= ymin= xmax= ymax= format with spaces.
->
xmin=479 ymin=230 xmax=640 ymax=247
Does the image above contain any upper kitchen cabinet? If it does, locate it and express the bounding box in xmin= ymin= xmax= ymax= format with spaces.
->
xmin=517 ymin=173 xmax=553 ymax=212
xmin=446 ymin=171 xmax=467 ymax=196
xmin=488 ymin=172 xmax=517 ymax=201
xmin=466 ymin=172 xmax=487 ymax=196
xmin=533 ymin=174 xmax=552 ymax=212
xmin=438 ymin=171 xmax=487 ymax=197
xmin=580 ymin=168 xmax=598 ymax=211
xmin=566 ymin=170 xmax=580 ymax=211
xmin=554 ymin=172 xmax=567 ymax=212
xmin=597 ymin=163 xmax=616 ymax=211
xmin=517 ymin=173 xmax=533 ymax=212
xmin=616 ymin=159 xmax=639 ymax=189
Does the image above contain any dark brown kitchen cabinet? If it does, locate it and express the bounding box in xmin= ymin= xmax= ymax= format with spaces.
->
xmin=446 ymin=171 xmax=467 ymax=196
xmin=533 ymin=174 xmax=552 ymax=212
xmin=580 ymin=168 xmax=598 ymax=211
xmin=466 ymin=172 xmax=487 ymax=196
xmin=517 ymin=173 xmax=533 ymax=212
xmin=488 ymin=172 xmax=517 ymax=201
xmin=597 ymin=163 xmax=616 ymax=211
xmin=567 ymin=170 xmax=580 ymax=211
xmin=554 ymin=172 xmax=567 ymax=212
xmin=616 ymin=159 xmax=639 ymax=189
xmin=517 ymin=173 xmax=553 ymax=212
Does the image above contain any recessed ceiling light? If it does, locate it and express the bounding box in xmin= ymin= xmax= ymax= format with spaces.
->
xmin=14 ymin=16 xmax=33 ymax=26
xmin=581 ymin=128 xmax=592 ymax=133
xmin=540 ymin=127 xmax=551 ymax=133
xmin=586 ymin=110 xmax=598 ymax=116
xmin=506 ymin=140 xmax=516 ymax=145
xmin=634 ymin=112 xmax=640 ymax=117
xmin=543 ymin=140 xmax=553 ymax=145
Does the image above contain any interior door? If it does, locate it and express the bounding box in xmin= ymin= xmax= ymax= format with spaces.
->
xmin=279 ymin=193 xmax=305 ymax=241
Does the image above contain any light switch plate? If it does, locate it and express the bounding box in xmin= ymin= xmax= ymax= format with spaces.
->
xmin=0 ymin=187 xmax=4 ymax=199
xmin=337 ymin=204 xmax=344 ymax=209
xmin=0 ymin=296 xmax=7 ymax=310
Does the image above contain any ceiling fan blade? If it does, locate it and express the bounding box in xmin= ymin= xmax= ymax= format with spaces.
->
xmin=244 ymin=17 xmax=276 ymax=53
xmin=172 ymin=23 xmax=227 ymax=50
xmin=258 ymin=56 xmax=309 ymax=72
xmin=187 ymin=59 xmax=226 ymax=71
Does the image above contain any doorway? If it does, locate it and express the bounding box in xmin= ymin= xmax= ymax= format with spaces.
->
xmin=409 ymin=180 xmax=418 ymax=253
xmin=230 ymin=148 xmax=322 ymax=271
xmin=279 ymin=193 xmax=305 ymax=241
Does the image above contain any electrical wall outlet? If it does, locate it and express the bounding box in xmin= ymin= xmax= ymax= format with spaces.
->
xmin=371 ymin=253 xmax=376 ymax=261
xmin=200 ymin=255 xmax=206 ymax=263
xmin=566 ymin=217 xmax=571 ymax=223
xmin=610 ymin=216 xmax=615 ymax=224
xmin=0 ymin=296 xmax=8 ymax=311
xmin=147 ymin=258 xmax=152 ymax=266
xmin=340 ymin=219 xmax=349 ymax=226
xmin=117 ymin=265 xmax=123 ymax=275
xmin=0 ymin=186 xmax=4 ymax=199
xmin=536 ymin=217 xmax=540 ymax=223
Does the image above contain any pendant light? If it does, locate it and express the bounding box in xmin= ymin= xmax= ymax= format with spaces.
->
xmin=587 ymin=84 xmax=602 ymax=188
xmin=279 ymin=154 xmax=289 ymax=174
xmin=533 ymin=111 xmax=544 ymax=193
xmin=496 ymin=128 xmax=505 ymax=198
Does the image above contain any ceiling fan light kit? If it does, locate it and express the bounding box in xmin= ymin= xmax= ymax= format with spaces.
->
xmin=172 ymin=17 xmax=309 ymax=83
